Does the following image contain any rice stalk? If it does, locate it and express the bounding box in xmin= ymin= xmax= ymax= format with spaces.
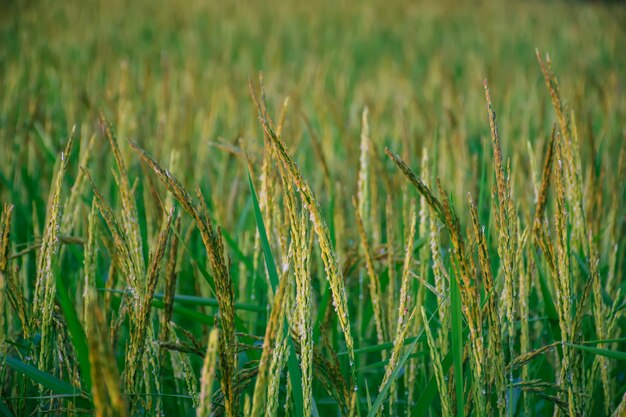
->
xmin=532 ymin=125 xmax=556 ymax=230
xmin=61 ymin=133 xmax=96 ymax=236
xmin=83 ymin=199 xmax=98 ymax=335
xmin=265 ymin=288 xmax=291 ymax=417
xmin=385 ymin=195 xmax=397 ymax=334
xmin=421 ymin=306 xmax=451 ymax=417
xmin=517 ymin=230 xmax=532 ymax=417
xmin=129 ymin=140 xmax=239 ymax=417
xmin=385 ymin=148 xmax=485 ymax=416
xmin=605 ymin=149 xmax=623 ymax=295
xmin=506 ymin=342 xmax=560 ymax=372
xmin=249 ymin=266 xmax=290 ymax=417
xmin=33 ymin=128 xmax=74 ymax=372
xmin=82 ymin=168 xmax=137 ymax=296
xmin=379 ymin=208 xmax=416 ymax=416
xmin=484 ymin=81 xmax=518 ymax=414
xmin=84 ymin=124 xmax=159 ymax=406
xmin=160 ymin=215 xmax=181 ymax=342
xmin=251 ymin=89 xmax=357 ymax=390
xmin=252 ymin=98 xmax=289 ymax=302
xmin=293 ymin=210 xmax=313 ymax=417
xmin=394 ymin=206 xmax=417 ymax=352
xmin=198 ymin=328 xmax=219 ymax=417
xmin=430 ymin=202 xmax=449 ymax=357
xmin=536 ymin=52 xmax=587 ymax=253
xmin=357 ymin=107 xmax=371 ymax=237
xmin=469 ymin=193 xmax=504 ymax=414
xmin=4 ymin=203 xmax=29 ymax=338
xmin=588 ymin=235 xmax=611 ymax=414
xmin=6 ymin=265 xmax=29 ymax=340
xmin=83 ymin=169 xmax=149 ymax=400
xmin=0 ymin=204 xmax=13 ymax=350
xmin=176 ymin=345 xmax=200 ymax=407
xmin=86 ymin=289 xmax=128 ymax=417
xmin=100 ymin=115 xmax=145 ymax=279
xmin=537 ymin=74 xmax=592 ymax=417
xmin=406 ymin=149 xmax=432 ymax=412
xmin=125 ymin=206 xmax=174 ymax=389
xmin=553 ymin=135 xmax=578 ymax=417
xmin=354 ymin=197 xmax=388 ymax=348
xmin=356 ymin=106 xmax=373 ymax=363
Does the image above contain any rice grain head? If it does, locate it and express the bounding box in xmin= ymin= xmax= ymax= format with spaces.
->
xmin=33 ymin=129 xmax=74 ymax=371
xmin=254 ymin=101 xmax=357 ymax=387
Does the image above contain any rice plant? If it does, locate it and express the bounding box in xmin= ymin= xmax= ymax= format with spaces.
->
xmin=1 ymin=1 xmax=624 ymax=416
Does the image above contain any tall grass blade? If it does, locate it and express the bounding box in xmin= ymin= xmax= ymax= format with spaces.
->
xmin=1 ymin=356 xmax=83 ymax=397
xmin=567 ymin=344 xmax=626 ymax=362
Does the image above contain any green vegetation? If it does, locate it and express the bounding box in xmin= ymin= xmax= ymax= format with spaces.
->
xmin=1 ymin=0 xmax=625 ymax=416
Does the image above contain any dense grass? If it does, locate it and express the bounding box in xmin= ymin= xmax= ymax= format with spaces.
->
xmin=1 ymin=0 xmax=625 ymax=416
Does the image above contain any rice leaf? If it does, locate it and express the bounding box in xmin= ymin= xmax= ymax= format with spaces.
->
xmin=248 ymin=171 xmax=279 ymax=291
xmin=411 ymin=352 xmax=454 ymax=417
xmin=1 ymin=355 xmax=83 ymax=397
xmin=450 ymin=269 xmax=464 ymax=417
xmin=567 ymin=344 xmax=626 ymax=362
xmin=0 ymin=399 xmax=15 ymax=417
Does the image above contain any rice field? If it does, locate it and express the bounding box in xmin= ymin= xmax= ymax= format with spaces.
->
xmin=0 ymin=0 xmax=625 ymax=416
